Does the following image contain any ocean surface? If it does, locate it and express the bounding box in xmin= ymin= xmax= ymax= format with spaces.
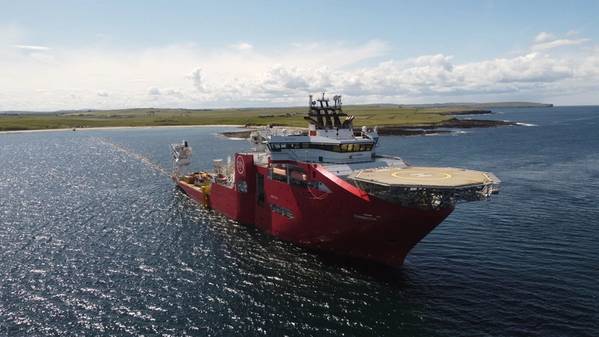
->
xmin=0 ymin=106 xmax=598 ymax=336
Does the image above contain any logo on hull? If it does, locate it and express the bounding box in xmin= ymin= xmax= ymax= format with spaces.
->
xmin=236 ymin=155 xmax=245 ymax=175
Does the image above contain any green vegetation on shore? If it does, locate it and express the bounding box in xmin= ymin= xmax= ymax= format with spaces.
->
xmin=0 ymin=102 xmax=546 ymax=132
xmin=0 ymin=106 xmax=445 ymax=131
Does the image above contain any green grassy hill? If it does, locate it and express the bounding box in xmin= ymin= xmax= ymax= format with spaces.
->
xmin=0 ymin=106 xmax=454 ymax=131
xmin=0 ymin=102 xmax=547 ymax=132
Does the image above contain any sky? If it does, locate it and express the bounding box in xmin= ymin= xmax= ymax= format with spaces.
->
xmin=1 ymin=0 xmax=598 ymax=111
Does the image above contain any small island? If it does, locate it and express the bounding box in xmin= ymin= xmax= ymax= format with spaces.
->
xmin=0 ymin=102 xmax=549 ymax=133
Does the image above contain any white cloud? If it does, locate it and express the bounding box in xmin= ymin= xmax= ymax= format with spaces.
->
xmin=532 ymin=38 xmax=589 ymax=51
xmin=534 ymin=32 xmax=555 ymax=43
xmin=164 ymin=88 xmax=183 ymax=97
xmin=13 ymin=44 xmax=50 ymax=51
xmin=148 ymin=87 xmax=183 ymax=98
xmin=230 ymin=42 xmax=253 ymax=51
xmin=531 ymin=31 xmax=590 ymax=51
xmin=189 ymin=68 xmax=207 ymax=93
xmin=0 ymin=29 xmax=598 ymax=110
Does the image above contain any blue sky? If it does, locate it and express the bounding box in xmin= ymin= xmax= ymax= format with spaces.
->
xmin=1 ymin=0 xmax=598 ymax=110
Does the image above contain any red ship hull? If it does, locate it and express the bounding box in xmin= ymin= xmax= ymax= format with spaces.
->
xmin=177 ymin=154 xmax=453 ymax=267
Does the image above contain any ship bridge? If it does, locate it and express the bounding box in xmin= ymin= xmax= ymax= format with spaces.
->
xmin=266 ymin=94 xmax=380 ymax=164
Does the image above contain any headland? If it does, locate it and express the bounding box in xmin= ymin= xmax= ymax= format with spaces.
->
xmin=0 ymin=102 xmax=550 ymax=134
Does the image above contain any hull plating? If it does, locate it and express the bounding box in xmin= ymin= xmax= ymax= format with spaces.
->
xmin=177 ymin=154 xmax=454 ymax=267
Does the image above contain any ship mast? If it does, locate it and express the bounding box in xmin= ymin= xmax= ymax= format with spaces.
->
xmin=305 ymin=93 xmax=352 ymax=130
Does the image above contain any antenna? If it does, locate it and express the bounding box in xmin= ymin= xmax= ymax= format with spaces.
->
xmin=333 ymin=95 xmax=342 ymax=107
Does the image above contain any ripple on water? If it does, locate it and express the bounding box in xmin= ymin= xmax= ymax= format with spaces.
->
xmin=1 ymin=114 xmax=598 ymax=336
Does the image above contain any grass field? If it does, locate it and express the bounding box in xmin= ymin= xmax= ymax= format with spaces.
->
xmin=0 ymin=105 xmax=482 ymax=132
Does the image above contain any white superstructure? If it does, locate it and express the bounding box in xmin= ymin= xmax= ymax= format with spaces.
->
xmin=260 ymin=94 xmax=383 ymax=165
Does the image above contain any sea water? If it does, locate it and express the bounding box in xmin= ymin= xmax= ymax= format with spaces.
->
xmin=0 ymin=107 xmax=598 ymax=336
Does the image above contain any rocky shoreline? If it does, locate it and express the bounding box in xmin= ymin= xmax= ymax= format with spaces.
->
xmin=220 ymin=117 xmax=518 ymax=138
xmin=383 ymin=117 xmax=516 ymax=130
xmin=438 ymin=109 xmax=492 ymax=115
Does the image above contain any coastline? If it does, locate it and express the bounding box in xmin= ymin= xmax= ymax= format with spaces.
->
xmin=0 ymin=117 xmax=518 ymax=137
xmin=220 ymin=118 xmax=519 ymax=138
xmin=0 ymin=105 xmax=532 ymax=136
xmin=0 ymin=124 xmax=245 ymax=135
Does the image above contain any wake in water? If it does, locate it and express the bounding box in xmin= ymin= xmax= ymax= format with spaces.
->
xmin=516 ymin=122 xmax=538 ymax=127
xmin=92 ymin=137 xmax=171 ymax=177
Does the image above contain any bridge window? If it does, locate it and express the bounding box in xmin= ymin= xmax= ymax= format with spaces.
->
xmin=289 ymin=167 xmax=308 ymax=187
xmin=268 ymin=143 xmax=282 ymax=152
xmin=268 ymin=142 xmax=373 ymax=153
xmin=271 ymin=165 xmax=288 ymax=182
xmin=269 ymin=164 xmax=310 ymax=188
